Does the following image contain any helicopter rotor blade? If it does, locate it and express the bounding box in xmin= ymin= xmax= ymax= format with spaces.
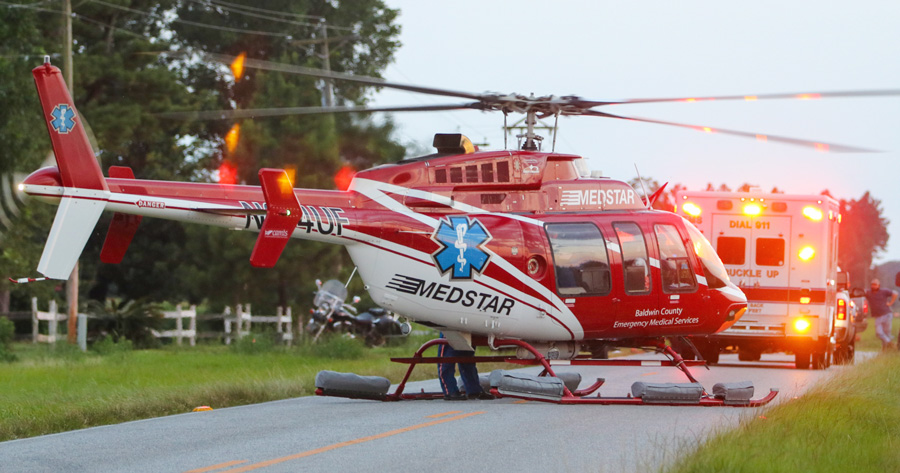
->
xmin=157 ymin=103 xmax=482 ymax=120
xmin=582 ymin=109 xmax=878 ymax=153
xmin=596 ymin=89 xmax=900 ymax=106
xmin=168 ymin=51 xmax=488 ymax=102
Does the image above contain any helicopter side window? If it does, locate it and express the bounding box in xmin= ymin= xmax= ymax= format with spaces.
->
xmin=497 ymin=161 xmax=510 ymax=182
xmin=481 ymin=163 xmax=494 ymax=182
xmin=654 ymin=224 xmax=698 ymax=294
xmin=450 ymin=167 xmax=463 ymax=183
xmin=545 ymin=223 xmax=611 ymax=297
xmin=614 ymin=222 xmax=651 ymax=295
xmin=466 ymin=165 xmax=478 ymax=183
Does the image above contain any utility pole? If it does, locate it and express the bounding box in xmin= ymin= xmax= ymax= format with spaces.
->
xmin=318 ymin=19 xmax=334 ymax=108
xmin=63 ymin=0 xmax=78 ymax=345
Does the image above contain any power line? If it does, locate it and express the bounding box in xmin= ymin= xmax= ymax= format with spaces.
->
xmin=88 ymin=0 xmax=299 ymax=38
xmin=187 ymin=0 xmax=322 ymax=29
xmin=190 ymin=0 xmax=352 ymax=32
xmin=0 ymin=1 xmax=149 ymax=40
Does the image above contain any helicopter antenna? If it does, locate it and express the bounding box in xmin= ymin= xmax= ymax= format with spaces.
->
xmin=634 ymin=164 xmax=650 ymax=209
xmin=503 ymin=112 xmax=508 ymax=150
xmin=551 ymin=112 xmax=559 ymax=152
xmin=345 ymin=266 xmax=358 ymax=287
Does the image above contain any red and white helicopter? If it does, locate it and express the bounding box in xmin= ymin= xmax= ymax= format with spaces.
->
xmin=17 ymin=56 xmax=896 ymax=405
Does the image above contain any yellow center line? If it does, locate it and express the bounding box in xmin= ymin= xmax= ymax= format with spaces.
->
xmin=641 ymin=371 xmax=659 ymax=376
xmin=218 ymin=411 xmax=486 ymax=473
xmin=426 ymin=410 xmax=462 ymax=418
xmin=183 ymin=460 xmax=248 ymax=473
xmin=513 ymin=400 xmax=530 ymax=404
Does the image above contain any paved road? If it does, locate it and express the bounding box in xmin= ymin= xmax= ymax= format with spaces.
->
xmin=1 ymin=352 xmax=863 ymax=473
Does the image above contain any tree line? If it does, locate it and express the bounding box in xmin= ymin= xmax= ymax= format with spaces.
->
xmin=0 ymin=0 xmax=404 ymax=315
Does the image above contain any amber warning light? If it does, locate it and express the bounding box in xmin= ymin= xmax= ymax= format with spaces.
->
xmin=802 ymin=206 xmax=823 ymax=221
xmin=682 ymin=202 xmax=701 ymax=217
xmin=798 ymin=246 xmax=816 ymax=261
xmin=742 ymin=203 xmax=762 ymax=216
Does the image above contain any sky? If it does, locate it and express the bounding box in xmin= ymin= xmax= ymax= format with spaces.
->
xmin=369 ymin=1 xmax=900 ymax=263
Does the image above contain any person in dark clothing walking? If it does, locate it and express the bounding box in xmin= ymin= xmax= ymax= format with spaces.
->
xmin=865 ymin=278 xmax=898 ymax=350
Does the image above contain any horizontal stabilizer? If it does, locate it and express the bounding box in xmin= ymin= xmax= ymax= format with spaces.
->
xmin=38 ymin=196 xmax=107 ymax=279
xmin=249 ymin=168 xmax=301 ymax=268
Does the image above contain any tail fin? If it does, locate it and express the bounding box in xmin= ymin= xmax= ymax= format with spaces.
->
xmin=32 ymin=58 xmax=109 ymax=279
xmin=249 ymin=169 xmax=301 ymax=268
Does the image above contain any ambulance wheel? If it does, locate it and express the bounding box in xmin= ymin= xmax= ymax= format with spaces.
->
xmin=738 ymin=348 xmax=761 ymax=362
xmin=834 ymin=344 xmax=854 ymax=365
xmin=795 ymin=351 xmax=811 ymax=370
xmin=812 ymin=351 xmax=828 ymax=370
xmin=696 ymin=343 xmax=719 ymax=365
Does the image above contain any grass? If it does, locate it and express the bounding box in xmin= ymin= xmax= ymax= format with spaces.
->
xmin=665 ymin=351 xmax=900 ymax=473
xmin=0 ymin=332 xmax=443 ymax=442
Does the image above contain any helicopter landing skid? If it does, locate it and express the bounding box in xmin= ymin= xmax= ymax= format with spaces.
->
xmin=314 ymin=337 xmax=778 ymax=407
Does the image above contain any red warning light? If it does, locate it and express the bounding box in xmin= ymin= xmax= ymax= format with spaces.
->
xmin=334 ymin=165 xmax=355 ymax=190
xmin=218 ymin=161 xmax=238 ymax=185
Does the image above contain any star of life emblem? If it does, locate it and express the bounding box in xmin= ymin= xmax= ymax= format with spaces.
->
xmin=432 ymin=216 xmax=491 ymax=279
xmin=50 ymin=104 xmax=76 ymax=134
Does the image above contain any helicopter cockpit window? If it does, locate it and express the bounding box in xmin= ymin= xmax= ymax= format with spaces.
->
xmin=614 ymin=222 xmax=652 ymax=294
xmin=546 ymin=223 xmax=611 ymax=297
xmin=655 ymin=224 xmax=698 ymax=294
xmin=683 ymin=218 xmax=730 ymax=289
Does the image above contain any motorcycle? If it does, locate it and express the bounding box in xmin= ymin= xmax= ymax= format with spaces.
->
xmin=306 ymin=279 xmax=361 ymax=342
xmin=354 ymin=306 xmax=410 ymax=347
xmin=306 ymin=278 xmax=411 ymax=346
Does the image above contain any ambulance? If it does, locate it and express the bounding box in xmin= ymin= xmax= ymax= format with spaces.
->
xmin=675 ymin=190 xmax=847 ymax=369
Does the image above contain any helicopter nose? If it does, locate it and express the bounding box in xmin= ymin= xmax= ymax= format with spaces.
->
xmin=711 ymin=283 xmax=748 ymax=332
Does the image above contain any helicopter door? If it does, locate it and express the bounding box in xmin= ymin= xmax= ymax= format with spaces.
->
xmin=653 ymin=223 xmax=701 ymax=334
xmin=608 ymin=221 xmax=658 ymax=335
xmin=544 ymin=222 xmax=615 ymax=336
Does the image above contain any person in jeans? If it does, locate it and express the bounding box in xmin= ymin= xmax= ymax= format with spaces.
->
xmin=437 ymin=333 xmax=494 ymax=400
xmin=865 ymin=279 xmax=898 ymax=350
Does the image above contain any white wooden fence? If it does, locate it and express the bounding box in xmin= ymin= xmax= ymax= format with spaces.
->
xmin=31 ymin=297 xmax=67 ymax=344
xmin=152 ymin=304 xmax=197 ymax=346
xmin=29 ymin=299 xmax=294 ymax=346
xmin=223 ymin=304 xmax=293 ymax=346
